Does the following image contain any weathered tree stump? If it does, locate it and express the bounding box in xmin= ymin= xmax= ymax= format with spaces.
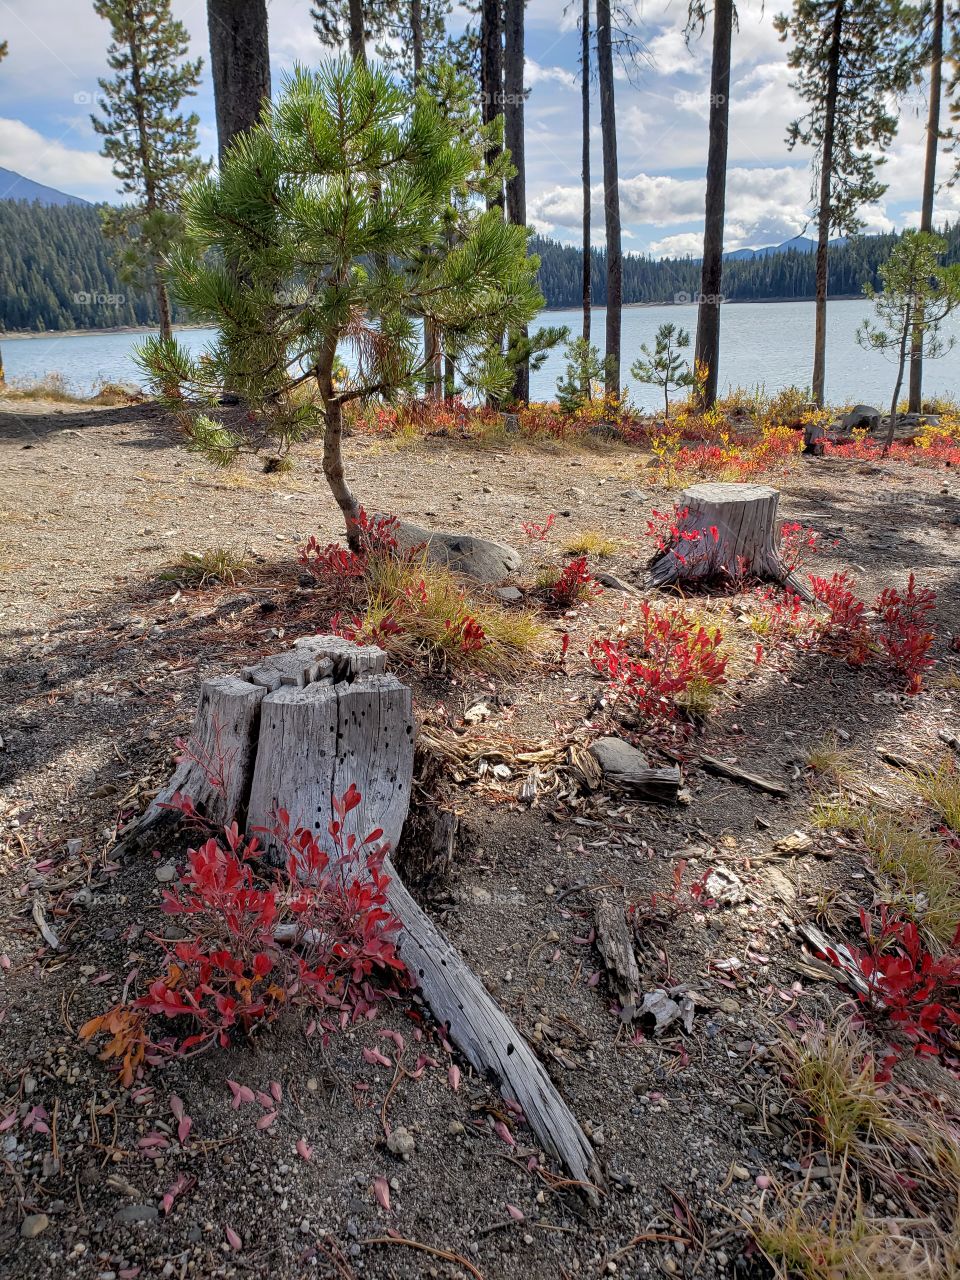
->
xmin=647 ymin=481 xmax=810 ymax=599
xmin=131 ymin=636 xmax=600 ymax=1193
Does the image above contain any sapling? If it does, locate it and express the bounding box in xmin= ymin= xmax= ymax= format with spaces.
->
xmin=630 ymin=322 xmax=694 ymax=419
xmin=138 ymin=60 xmax=544 ymax=548
xmin=856 ymin=230 xmax=960 ymax=453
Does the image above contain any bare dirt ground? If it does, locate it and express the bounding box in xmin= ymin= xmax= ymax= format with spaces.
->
xmin=1 ymin=396 xmax=960 ymax=1280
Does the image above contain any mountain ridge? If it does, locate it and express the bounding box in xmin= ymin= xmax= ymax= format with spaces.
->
xmin=0 ymin=168 xmax=90 ymax=207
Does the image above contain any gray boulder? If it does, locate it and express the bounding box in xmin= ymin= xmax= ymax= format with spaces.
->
xmin=840 ymin=404 xmax=881 ymax=433
xmin=393 ymin=519 xmax=522 ymax=584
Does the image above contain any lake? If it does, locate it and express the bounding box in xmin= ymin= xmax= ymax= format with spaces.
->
xmin=3 ymin=298 xmax=958 ymax=411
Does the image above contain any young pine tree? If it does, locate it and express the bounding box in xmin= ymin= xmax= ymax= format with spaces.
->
xmin=630 ymin=322 xmax=694 ymax=419
xmin=856 ymin=230 xmax=960 ymax=452
xmin=775 ymin=0 xmax=911 ymax=406
xmin=556 ymin=337 xmax=612 ymax=414
xmin=91 ymin=0 xmax=207 ymax=342
xmin=137 ymin=61 xmax=545 ymax=549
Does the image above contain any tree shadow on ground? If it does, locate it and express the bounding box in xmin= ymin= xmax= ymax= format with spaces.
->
xmin=0 ymin=401 xmax=177 ymax=448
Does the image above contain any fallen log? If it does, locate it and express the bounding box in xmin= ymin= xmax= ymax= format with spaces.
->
xmin=594 ymin=894 xmax=640 ymax=1021
xmin=129 ymin=636 xmax=601 ymax=1193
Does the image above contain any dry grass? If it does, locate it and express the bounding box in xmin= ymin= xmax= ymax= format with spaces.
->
xmin=806 ymin=734 xmax=861 ymax=788
xmin=1 ymin=373 xmax=140 ymax=405
xmin=358 ymin=554 xmax=545 ymax=675
xmin=855 ymin=810 xmax=960 ymax=948
xmin=162 ymin=547 xmax=251 ymax=588
xmin=912 ymin=759 xmax=960 ymax=834
xmin=562 ymin=528 xmax=620 ymax=558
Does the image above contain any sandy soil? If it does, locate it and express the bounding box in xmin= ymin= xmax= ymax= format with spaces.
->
xmin=1 ymin=396 xmax=959 ymax=1280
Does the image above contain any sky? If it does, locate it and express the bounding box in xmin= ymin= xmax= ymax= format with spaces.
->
xmin=0 ymin=0 xmax=953 ymax=258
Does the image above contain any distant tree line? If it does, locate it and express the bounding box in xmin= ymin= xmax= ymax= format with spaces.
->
xmin=530 ymin=224 xmax=960 ymax=309
xmin=2 ymin=196 xmax=958 ymax=335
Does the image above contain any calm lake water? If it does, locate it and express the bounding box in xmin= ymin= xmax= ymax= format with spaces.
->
xmin=4 ymin=298 xmax=958 ymax=411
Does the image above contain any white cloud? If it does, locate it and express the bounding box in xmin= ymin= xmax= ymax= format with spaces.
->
xmin=0 ymin=117 xmax=114 ymax=200
xmin=525 ymin=59 xmax=577 ymax=91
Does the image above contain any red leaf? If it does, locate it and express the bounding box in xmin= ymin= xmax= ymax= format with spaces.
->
xmin=373 ymin=1176 xmax=391 ymax=1211
xmin=447 ymin=1065 xmax=461 ymax=1092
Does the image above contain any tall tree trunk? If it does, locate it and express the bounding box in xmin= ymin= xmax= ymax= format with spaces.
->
xmin=908 ymin=0 xmax=943 ymax=414
xmin=412 ymin=0 xmax=424 ymax=80
xmin=348 ymin=0 xmax=366 ymax=64
xmin=480 ymin=0 xmax=504 ymax=210
xmin=884 ymin=305 xmax=911 ymax=455
xmin=581 ymin=0 xmax=591 ymax=348
xmin=206 ymin=0 xmax=271 ymax=163
xmin=812 ymin=0 xmax=844 ymax=408
xmin=504 ymin=0 xmax=528 ymax=404
xmin=156 ymin=280 xmax=173 ymax=344
xmin=596 ymin=0 xmax=621 ymax=398
xmin=694 ymin=0 xmax=732 ymax=411
xmin=126 ymin=26 xmax=172 ymax=341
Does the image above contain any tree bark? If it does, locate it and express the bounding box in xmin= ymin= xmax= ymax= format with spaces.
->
xmin=156 ymin=280 xmax=173 ymax=344
xmin=504 ymin=0 xmax=529 ymax=404
xmin=206 ymin=0 xmax=271 ymax=164
xmin=596 ymin=0 xmax=621 ymax=398
xmin=317 ymin=348 xmax=360 ymax=548
xmin=348 ymin=0 xmax=366 ymax=64
xmin=694 ymin=0 xmax=732 ymax=411
xmin=908 ymin=0 xmax=943 ymax=414
xmin=480 ymin=0 xmax=504 ymax=210
xmin=647 ymin=481 xmax=810 ymax=597
xmin=581 ymin=0 xmax=591 ymax=347
xmin=411 ymin=0 xmax=424 ymax=81
xmin=884 ymin=304 xmax=911 ymax=455
xmin=812 ymin=0 xmax=844 ymax=408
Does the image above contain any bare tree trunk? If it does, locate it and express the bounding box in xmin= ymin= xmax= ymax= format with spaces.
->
xmin=596 ymin=0 xmax=621 ymax=398
xmin=812 ymin=0 xmax=844 ymax=408
xmin=411 ymin=0 xmax=424 ymax=79
xmin=908 ymin=0 xmax=943 ymax=414
xmin=156 ymin=280 xmax=173 ymax=343
xmin=317 ymin=342 xmax=360 ymax=547
xmin=348 ymin=0 xmax=366 ymax=64
xmin=581 ymin=0 xmax=591 ymax=348
xmin=884 ymin=306 xmax=911 ymax=455
xmin=480 ymin=0 xmax=504 ymax=210
xmin=206 ymin=0 xmax=271 ymax=163
xmin=504 ymin=0 xmax=528 ymax=404
xmin=694 ymin=0 xmax=732 ymax=411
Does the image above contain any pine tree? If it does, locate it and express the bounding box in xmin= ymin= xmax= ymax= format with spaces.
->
xmin=857 ymin=230 xmax=960 ymax=450
xmin=630 ymin=323 xmax=694 ymax=418
xmin=775 ymin=0 xmax=912 ymax=405
xmin=312 ymin=0 xmax=391 ymax=65
xmin=596 ymin=0 xmax=621 ymax=397
xmin=91 ymin=0 xmax=207 ymax=342
xmin=136 ymin=61 xmax=545 ymax=549
xmin=687 ymin=0 xmax=734 ymax=410
xmin=556 ymin=336 xmax=612 ymax=412
xmin=909 ymin=0 xmax=945 ymax=412
xmin=580 ymin=0 xmax=591 ymax=346
xmin=504 ymin=0 xmax=528 ymax=403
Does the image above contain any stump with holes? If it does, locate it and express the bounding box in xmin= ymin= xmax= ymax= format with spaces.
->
xmin=647 ymin=481 xmax=810 ymax=598
xmin=130 ymin=636 xmax=600 ymax=1193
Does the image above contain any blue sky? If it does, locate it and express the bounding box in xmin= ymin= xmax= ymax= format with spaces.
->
xmin=0 ymin=0 xmax=948 ymax=256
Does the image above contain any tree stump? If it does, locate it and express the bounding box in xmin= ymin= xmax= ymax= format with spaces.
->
xmin=647 ymin=481 xmax=810 ymax=599
xmin=130 ymin=636 xmax=600 ymax=1193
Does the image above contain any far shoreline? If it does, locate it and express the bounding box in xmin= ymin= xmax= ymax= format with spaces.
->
xmin=0 ymin=295 xmax=867 ymax=340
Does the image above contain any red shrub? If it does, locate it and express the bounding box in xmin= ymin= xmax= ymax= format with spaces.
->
xmin=589 ymin=601 xmax=728 ymax=728
xmin=808 ymin=571 xmax=872 ymax=666
xmin=874 ymin=573 xmax=936 ymax=694
xmin=80 ymin=788 xmax=404 ymax=1086
xmin=550 ymin=556 xmax=601 ymax=608
xmin=521 ymin=513 xmax=556 ymax=542
xmin=823 ymin=907 xmax=960 ymax=1072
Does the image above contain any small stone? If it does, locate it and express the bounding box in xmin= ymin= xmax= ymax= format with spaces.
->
xmin=448 ymin=1121 xmax=465 ymax=1135
xmin=306 ymin=1077 xmax=319 ymax=1091
xmin=386 ymin=1126 xmax=415 ymax=1157
xmin=114 ymin=1204 xmax=160 ymax=1225
xmin=731 ymin=1164 xmax=750 ymax=1180
xmin=21 ymin=1214 xmax=49 ymax=1239
xmin=155 ymin=863 xmax=177 ymax=884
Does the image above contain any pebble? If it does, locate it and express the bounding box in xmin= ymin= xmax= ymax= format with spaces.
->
xmin=114 ymin=1204 xmax=160 ymax=1224
xmin=155 ymin=863 xmax=177 ymax=884
xmin=21 ymin=1214 xmax=49 ymax=1239
xmin=387 ymin=1126 xmax=415 ymax=1156
xmin=732 ymin=1164 xmax=750 ymax=1180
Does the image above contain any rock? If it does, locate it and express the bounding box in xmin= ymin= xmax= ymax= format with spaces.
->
xmin=21 ymin=1214 xmax=49 ymax=1239
xmin=840 ymin=404 xmax=881 ymax=433
xmin=386 ymin=1126 xmax=415 ymax=1157
xmin=494 ymin=586 xmax=523 ymax=605
xmin=593 ymin=571 xmax=639 ymax=596
xmin=587 ymin=737 xmax=683 ymax=803
xmin=392 ymin=519 xmax=521 ymax=584
xmin=114 ymin=1204 xmax=160 ymax=1225
xmin=155 ymin=863 xmax=177 ymax=884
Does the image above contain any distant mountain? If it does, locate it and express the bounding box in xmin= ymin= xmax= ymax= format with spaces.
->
xmin=724 ymin=235 xmax=847 ymax=261
xmin=0 ymin=167 xmax=89 ymax=207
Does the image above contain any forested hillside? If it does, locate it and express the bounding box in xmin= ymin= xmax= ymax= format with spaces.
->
xmin=2 ymin=197 xmax=959 ymax=333
xmin=0 ymin=201 xmax=167 ymax=331
xmin=530 ymin=223 xmax=960 ymax=308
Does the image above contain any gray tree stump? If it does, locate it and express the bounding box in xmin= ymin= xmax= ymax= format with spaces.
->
xmin=647 ymin=481 xmax=810 ymax=599
xmin=134 ymin=636 xmax=600 ymax=1193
